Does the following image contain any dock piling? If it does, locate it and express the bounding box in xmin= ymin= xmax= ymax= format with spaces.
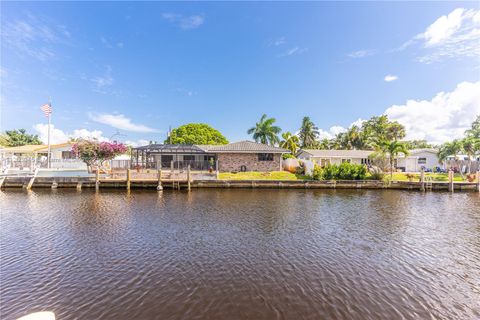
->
xmin=126 ymin=169 xmax=131 ymax=190
xmin=157 ymin=168 xmax=163 ymax=191
xmin=187 ymin=165 xmax=191 ymax=191
xmin=95 ymin=170 xmax=100 ymax=191
xmin=420 ymin=168 xmax=425 ymax=192
xmin=448 ymin=169 xmax=454 ymax=192
xmin=477 ymin=171 xmax=480 ymax=193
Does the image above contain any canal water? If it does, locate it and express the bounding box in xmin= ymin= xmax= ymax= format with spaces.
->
xmin=1 ymin=189 xmax=479 ymax=320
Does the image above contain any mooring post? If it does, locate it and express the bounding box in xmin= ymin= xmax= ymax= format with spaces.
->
xmin=76 ymin=181 xmax=82 ymax=190
xmin=171 ymin=160 xmax=174 ymax=176
xmin=95 ymin=169 xmax=100 ymax=191
xmin=448 ymin=169 xmax=454 ymax=192
xmin=477 ymin=170 xmax=480 ymax=193
xmin=187 ymin=164 xmax=191 ymax=191
xmin=216 ymin=159 xmax=219 ymax=179
xmin=126 ymin=168 xmax=131 ymax=190
xmin=156 ymin=168 xmax=162 ymax=191
xmin=420 ymin=168 xmax=425 ymax=192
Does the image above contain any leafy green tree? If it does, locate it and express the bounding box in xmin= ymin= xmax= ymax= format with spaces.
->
xmin=361 ymin=115 xmax=406 ymax=142
xmin=299 ymin=117 xmax=319 ymax=148
xmin=247 ymin=114 xmax=281 ymax=145
xmin=372 ymin=139 xmax=409 ymax=179
xmin=462 ymin=137 xmax=480 ymax=173
xmin=465 ymin=115 xmax=480 ymax=139
xmin=166 ymin=123 xmax=228 ymax=145
xmin=1 ymin=129 xmax=42 ymax=146
xmin=403 ymin=140 xmax=434 ymax=150
xmin=279 ymin=132 xmax=300 ymax=155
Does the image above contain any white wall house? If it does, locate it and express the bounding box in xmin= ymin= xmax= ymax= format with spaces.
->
xmin=396 ymin=148 xmax=442 ymax=172
xmin=297 ymin=149 xmax=374 ymax=166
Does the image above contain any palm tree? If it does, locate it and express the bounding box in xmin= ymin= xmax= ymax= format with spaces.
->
xmin=438 ymin=139 xmax=463 ymax=164
xmin=299 ymin=117 xmax=319 ymax=148
xmin=280 ymin=132 xmax=300 ymax=155
xmin=462 ymin=137 xmax=480 ymax=173
xmin=247 ymin=114 xmax=281 ymax=146
xmin=372 ymin=139 xmax=409 ymax=179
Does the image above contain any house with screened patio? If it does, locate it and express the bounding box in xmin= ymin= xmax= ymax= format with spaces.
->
xmin=131 ymin=140 xmax=289 ymax=172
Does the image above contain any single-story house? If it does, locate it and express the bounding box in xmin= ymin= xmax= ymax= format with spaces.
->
xmin=0 ymin=142 xmax=85 ymax=170
xmin=297 ymin=149 xmax=374 ymax=166
xmin=396 ymin=148 xmax=442 ymax=172
xmin=132 ymin=140 xmax=289 ymax=172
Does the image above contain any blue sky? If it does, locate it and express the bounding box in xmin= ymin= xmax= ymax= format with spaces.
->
xmin=1 ymin=1 xmax=479 ymax=145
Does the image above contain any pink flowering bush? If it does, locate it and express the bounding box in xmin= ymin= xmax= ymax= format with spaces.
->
xmin=72 ymin=139 xmax=128 ymax=170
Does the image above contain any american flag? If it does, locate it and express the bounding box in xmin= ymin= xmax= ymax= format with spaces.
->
xmin=41 ymin=103 xmax=52 ymax=117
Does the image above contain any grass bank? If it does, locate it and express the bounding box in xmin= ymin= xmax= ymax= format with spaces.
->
xmin=390 ymin=172 xmax=465 ymax=182
xmin=218 ymin=171 xmax=307 ymax=180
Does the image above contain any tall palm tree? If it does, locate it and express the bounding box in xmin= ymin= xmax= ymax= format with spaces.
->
xmin=247 ymin=114 xmax=282 ymax=146
xmin=280 ymin=132 xmax=300 ymax=155
xmin=437 ymin=140 xmax=464 ymax=163
xmin=462 ymin=137 xmax=480 ymax=173
xmin=299 ymin=117 xmax=319 ymax=148
xmin=372 ymin=139 xmax=409 ymax=179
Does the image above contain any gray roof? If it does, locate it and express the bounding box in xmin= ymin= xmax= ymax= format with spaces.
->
xmin=299 ymin=149 xmax=374 ymax=158
xmin=198 ymin=141 xmax=289 ymax=153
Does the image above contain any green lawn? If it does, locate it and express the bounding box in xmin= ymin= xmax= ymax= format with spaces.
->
xmin=218 ymin=171 xmax=307 ymax=180
xmin=390 ymin=172 xmax=465 ymax=182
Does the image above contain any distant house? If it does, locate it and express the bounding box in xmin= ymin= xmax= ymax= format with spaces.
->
xmin=297 ymin=148 xmax=444 ymax=172
xmin=297 ymin=149 xmax=374 ymax=166
xmin=0 ymin=142 xmax=85 ymax=170
xmin=396 ymin=148 xmax=442 ymax=172
xmin=132 ymin=140 xmax=289 ymax=172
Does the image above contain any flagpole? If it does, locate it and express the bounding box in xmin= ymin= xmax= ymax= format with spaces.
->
xmin=47 ymin=101 xmax=51 ymax=169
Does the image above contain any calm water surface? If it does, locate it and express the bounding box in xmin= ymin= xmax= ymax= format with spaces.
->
xmin=1 ymin=189 xmax=479 ymax=320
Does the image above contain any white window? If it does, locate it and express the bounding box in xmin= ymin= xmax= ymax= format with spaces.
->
xmin=341 ymin=159 xmax=351 ymax=163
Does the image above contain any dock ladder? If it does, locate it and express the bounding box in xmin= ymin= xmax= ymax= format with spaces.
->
xmin=425 ymin=176 xmax=433 ymax=191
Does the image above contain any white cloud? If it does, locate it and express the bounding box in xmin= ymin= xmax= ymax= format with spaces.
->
xmin=162 ymin=13 xmax=204 ymax=30
xmin=269 ymin=37 xmax=286 ymax=46
xmin=400 ymin=8 xmax=480 ymax=63
xmin=91 ymin=66 xmax=113 ymax=89
xmin=125 ymin=139 xmax=150 ymax=147
xmin=88 ymin=113 xmax=159 ymax=133
xmin=1 ymin=14 xmax=70 ymax=61
xmin=317 ymin=126 xmax=348 ymax=140
xmin=384 ymin=75 xmax=398 ymax=82
xmin=278 ymin=46 xmax=308 ymax=57
xmin=422 ymin=8 xmax=465 ymax=46
xmin=385 ymin=81 xmax=480 ymax=144
xmin=347 ymin=49 xmax=375 ymax=58
xmin=33 ymin=124 xmax=109 ymax=144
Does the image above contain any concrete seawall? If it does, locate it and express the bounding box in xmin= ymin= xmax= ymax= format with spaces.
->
xmin=1 ymin=176 xmax=479 ymax=192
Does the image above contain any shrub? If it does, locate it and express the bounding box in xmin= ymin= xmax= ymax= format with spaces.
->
xmin=319 ymin=162 xmax=367 ymax=180
xmin=368 ymin=166 xmax=385 ymax=181
xmin=312 ymin=164 xmax=324 ymax=180
xmin=282 ymin=153 xmax=296 ymax=160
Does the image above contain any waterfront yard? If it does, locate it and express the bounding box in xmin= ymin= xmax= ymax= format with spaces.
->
xmin=390 ymin=172 xmax=465 ymax=182
xmin=218 ymin=171 xmax=468 ymax=182
xmin=219 ymin=171 xmax=305 ymax=180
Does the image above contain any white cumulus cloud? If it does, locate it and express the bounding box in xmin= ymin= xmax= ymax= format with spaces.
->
xmin=384 ymin=75 xmax=398 ymax=82
xmin=385 ymin=81 xmax=480 ymax=144
xmin=33 ymin=124 xmax=109 ymax=144
xmin=400 ymin=8 xmax=480 ymax=63
xmin=88 ymin=113 xmax=159 ymax=133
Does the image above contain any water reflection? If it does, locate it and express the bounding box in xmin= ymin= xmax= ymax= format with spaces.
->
xmin=1 ymin=189 xmax=479 ymax=320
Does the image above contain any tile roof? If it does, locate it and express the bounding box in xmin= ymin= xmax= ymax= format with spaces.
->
xmin=199 ymin=141 xmax=289 ymax=153
xmin=0 ymin=144 xmax=47 ymax=153
xmin=299 ymin=149 xmax=374 ymax=158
